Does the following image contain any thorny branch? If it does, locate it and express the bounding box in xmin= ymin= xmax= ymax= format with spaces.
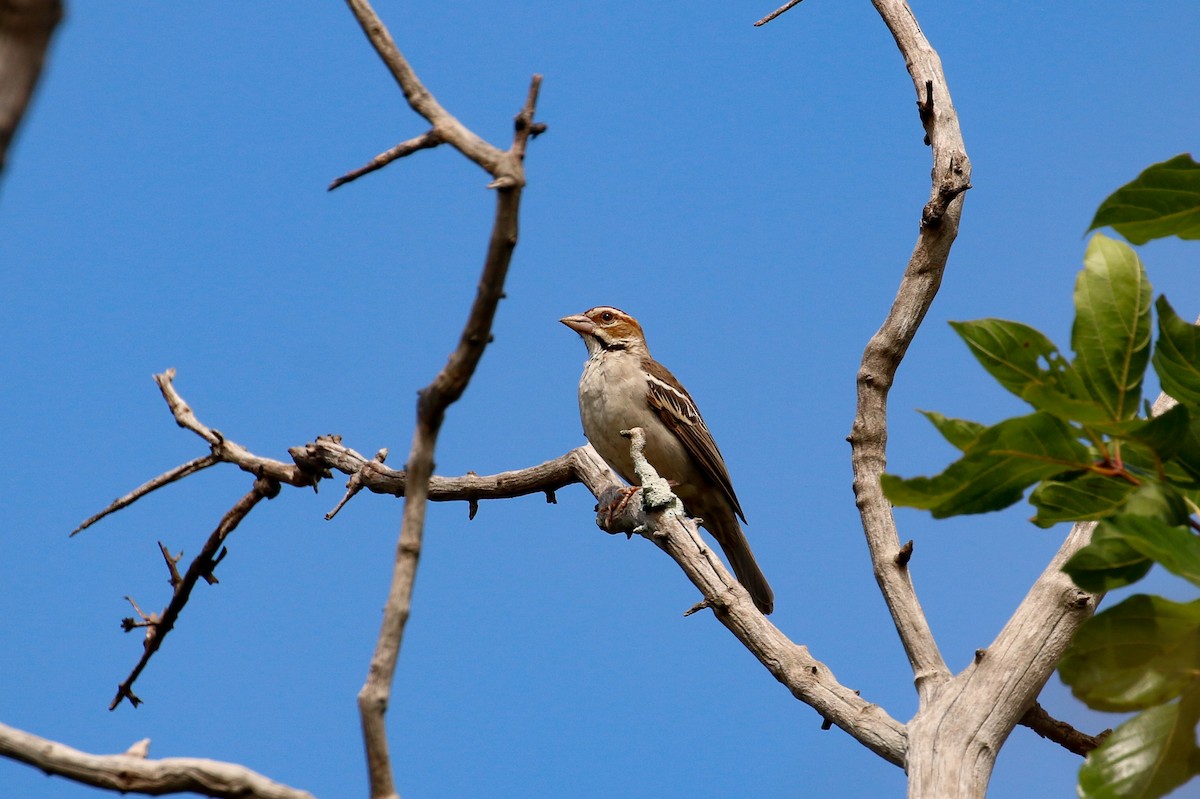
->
xmin=110 ymin=476 xmax=279 ymax=710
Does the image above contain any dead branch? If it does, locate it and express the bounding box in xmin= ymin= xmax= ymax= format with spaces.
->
xmin=605 ymin=429 xmax=908 ymax=765
xmin=338 ymin=3 xmax=544 ymax=797
xmin=0 ymin=721 xmax=314 ymax=799
xmin=328 ymin=130 xmax=443 ymax=190
xmin=754 ymin=0 xmax=806 ymax=27
xmin=74 ymin=367 xmax=610 ymax=711
xmin=1019 ymin=702 xmax=1106 ymax=757
xmin=110 ymin=477 xmax=279 ymax=710
xmin=155 ymin=369 xmax=320 ymax=488
xmin=72 ymin=454 xmax=220 ymax=536
xmin=847 ymin=0 xmax=970 ymax=707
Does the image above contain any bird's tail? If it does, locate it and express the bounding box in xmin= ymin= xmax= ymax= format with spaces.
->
xmin=704 ymin=507 xmax=774 ymax=615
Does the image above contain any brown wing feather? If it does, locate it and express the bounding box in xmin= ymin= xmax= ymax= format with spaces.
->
xmin=642 ymin=360 xmax=746 ymax=523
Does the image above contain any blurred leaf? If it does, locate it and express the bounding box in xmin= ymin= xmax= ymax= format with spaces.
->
xmin=919 ymin=410 xmax=985 ymax=451
xmin=1077 ymin=688 xmax=1200 ymax=799
xmin=1112 ymin=515 xmax=1200 ymax=588
xmin=1061 ymin=595 xmax=1200 ymax=711
xmin=1173 ymin=422 xmax=1200 ymax=484
xmin=1089 ymin=153 xmax=1200 ymax=244
xmin=1120 ymin=481 xmax=1192 ymax=524
xmin=1153 ymin=296 xmax=1200 ymax=406
xmin=1123 ymin=403 xmax=1191 ymax=462
xmin=882 ymin=412 xmax=1090 ymax=517
xmin=1030 ymin=472 xmax=1138 ymax=528
xmin=1072 ymin=235 xmax=1153 ymax=422
xmin=1064 ymin=521 xmax=1153 ymax=592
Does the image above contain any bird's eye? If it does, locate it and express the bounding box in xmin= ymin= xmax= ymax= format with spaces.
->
xmin=600 ymin=312 xmax=614 ymax=323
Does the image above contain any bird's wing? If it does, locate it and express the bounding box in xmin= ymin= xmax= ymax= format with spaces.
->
xmin=642 ymin=359 xmax=746 ymax=523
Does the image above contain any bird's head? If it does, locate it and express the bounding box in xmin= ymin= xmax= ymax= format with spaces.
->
xmin=560 ymin=306 xmax=648 ymax=357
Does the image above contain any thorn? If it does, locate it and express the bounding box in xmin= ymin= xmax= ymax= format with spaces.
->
xmin=468 ymin=498 xmax=479 ymax=520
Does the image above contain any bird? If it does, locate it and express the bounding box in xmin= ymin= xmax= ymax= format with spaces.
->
xmin=560 ymin=306 xmax=774 ymax=615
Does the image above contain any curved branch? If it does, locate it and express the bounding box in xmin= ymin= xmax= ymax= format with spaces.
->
xmin=848 ymin=0 xmax=971 ymax=705
xmin=0 ymin=721 xmax=314 ymax=799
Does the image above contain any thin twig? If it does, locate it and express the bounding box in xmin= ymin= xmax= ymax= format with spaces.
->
xmin=754 ymin=0 xmax=806 ymax=27
xmin=344 ymin=0 xmax=503 ymax=174
xmin=110 ymin=477 xmax=279 ymax=710
xmin=72 ymin=453 xmax=220 ymax=536
xmin=1019 ymin=702 xmax=1107 ymax=757
xmin=328 ymin=130 xmax=443 ymax=190
xmin=154 ymin=369 xmax=320 ymax=488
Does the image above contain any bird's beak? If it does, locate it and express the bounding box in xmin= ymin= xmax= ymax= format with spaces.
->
xmin=559 ymin=314 xmax=594 ymax=335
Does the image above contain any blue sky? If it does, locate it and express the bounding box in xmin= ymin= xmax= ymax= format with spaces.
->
xmin=1 ymin=2 xmax=1197 ymax=797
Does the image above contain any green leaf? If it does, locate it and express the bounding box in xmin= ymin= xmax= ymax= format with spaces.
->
xmin=1089 ymin=153 xmax=1200 ymax=245
xmin=1123 ymin=403 xmax=1191 ymax=463
xmin=1072 ymin=235 xmax=1153 ymax=421
xmin=882 ymin=412 xmax=1090 ymax=517
xmin=1029 ymin=472 xmax=1139 ymax=528
xmin=1120 ymin=481 xmax=1192 ymax=525
xmin=919 ymin=410 xmax=985 ymax=451
xmin=1061 ymin=595 xmax=1200 ymax=711
xmin=1077 ymin=688 xmax=1200 ymax=799
xmin=1063 ymin=521 xmax=1153 ymax=592
xmin=1153 ymin=296 xmax=1200 ymax=407
xmin=950 ymin=319 xmax=1108 ymax=423
xmin=1111 ymin=515 xmax=1200 ymax=588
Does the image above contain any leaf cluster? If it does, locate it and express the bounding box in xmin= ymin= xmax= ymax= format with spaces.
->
xmin=882 ymin=154 xmax=1200 ymax=799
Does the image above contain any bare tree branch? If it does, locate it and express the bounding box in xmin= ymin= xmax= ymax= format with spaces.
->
xmin=1019 ymin=702 xmax=1107 ymax=757
xmin=0 ymin=721 xmax=315 ymax=799
xmin=606 ymin=429 xmax=909 ymax=765
xmin=343 ymin=0 xmax=505 ymax=176
xmin=71 ymin=454 xmax=221 ymax=536
xmin=337 ymin=4 xmax=545 ymax=797
xmin=155 ymin=369 xmax=321 ymax=489
xmin=110 ymin=477 xmax=279 ymax=710
xmin=754 ymin=0 xmax=806 ymax=27
xmin=847 ymin=0 xmax=970 ymax=707
xmin=0 ymin=0 xmax=61 ymax=181
xmin=328 ymin=130 xmax=443 ymax=190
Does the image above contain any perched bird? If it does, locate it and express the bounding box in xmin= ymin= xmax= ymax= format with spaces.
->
xmin=560 ymin=306 xmax=774 ymax=615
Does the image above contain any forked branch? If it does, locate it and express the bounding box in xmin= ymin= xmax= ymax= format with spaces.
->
xmin=336 ymin=3 xmax=545 ymax=798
